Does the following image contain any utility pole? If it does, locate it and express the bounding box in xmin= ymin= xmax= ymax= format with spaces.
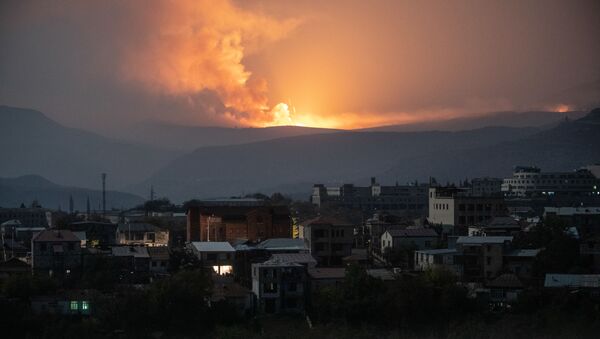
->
xmin=101 ymin=173 xmax=106 ymax=219
xmin=150 ymin=185 xmax=155 ymax=201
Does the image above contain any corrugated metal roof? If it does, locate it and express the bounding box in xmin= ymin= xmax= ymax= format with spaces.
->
xmin=190 ymin=241 xmax=235 ymax=252
xmin=456 ymin=236 xmax=513 ymax=244
xmin=271 ymin=253 xmax=316 ymax=264
xmin=257 ymin=238 xmax=306 ymax=251
xmin=544 ymin=274 xmax=600 ymax=288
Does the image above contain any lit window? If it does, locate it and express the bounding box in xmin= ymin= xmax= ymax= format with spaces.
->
xmin=70 ymin=301 xmax=79 ymax=310
xmin=82 ymin=301 xmax=89 ymax=310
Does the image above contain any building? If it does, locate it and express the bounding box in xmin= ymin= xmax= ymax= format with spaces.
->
xmin=0 ymin=257 xmax=30 ymax=278
xmin=256 ymin=238 xmax=308 ymax=254
xmin=251 ymin=258 xmax=306 ymax=314
xmin=467 ymin=217 xmax=522 ymax=237
xmin=0 ymin=207 xmax=52 ymax=228
xmin=311 ymin=177 xmax=428 ymax=216
xmin=454 ymin=236 xmax=513 ymax=282
xmin=271 ymin=253 xmax=317 ymax=269
xmin=580 ymin=237 xmax=600 ymax=273
xmin=299 ymin=217 xmax=354 ymax=266
xmin=502 ymin=166 xmax=599 ymax=199
xmin=31 ymin=230 xmax=82 ymax=276
xmin=380 ymin=228 xmax=438 ymax=253
xmin=110 ymin=246 xmax=151 ymax=277
xmin=543 ymin=207 xmax=600 ymax=236
xmin=364 ymin=213 xmax=410 ymax=255
xmin=147 ymin=246 xmax=170 ymax=276
xmin=65 ymin=221 xmax=117 ymax=248
xmin=428 ymin=186 xmax=507 ymax=234
xmin=469 ymin=177 xmax=503 ymax=197
xmin=211 ymin=279 xmax=254 ymax=316
xmin=116 ymin=223 xmax=169 ymax=247
xmin=186 ymin=199 xmax=291 ymax=242
xmin=414 ymin=248 xmax=458 ymax=272
xmin=503 ymin=249 xmax=541 ymax=282
xmin=31 ymin=290 xmax=98 ymax=316
xmin=189 ymin=241 xmax=235 ymax=275
xmin=544 ymin=274 xmax=600 ymax=290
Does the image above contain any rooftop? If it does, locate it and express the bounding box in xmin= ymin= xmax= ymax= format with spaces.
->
xmin=386 ymin=228 xmax=438 ymax=238
xmin=32 ymin=229 xmax=80 ymax=242
xmin=544 ymin=207 xmax=600 ymax=216
xmin=366 ymin=269 xmax=396 ymax=281
xmin=544 ymin=274 xmax=600 ymax=288
xmin=190 ymin=241 xmax=235 ymax=253
xmin=111 ymin=246 xmax=149 ymax=258
xmin=257 ymin=238 xmax=307 ymax=251
xmin=256 ymin=257 xmax=302 ymax=267
xmin=456 ymin=236 xmax=513 ymax=245
xmin=271 ymin=253 xmax=316 ymax=265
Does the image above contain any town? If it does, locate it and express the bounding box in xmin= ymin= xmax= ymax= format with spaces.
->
xmin=1 ymin=164 xmax=600 ymax=337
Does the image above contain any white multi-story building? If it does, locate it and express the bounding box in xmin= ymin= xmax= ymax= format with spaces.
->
xmin=501 ymin=166 xmax=599 ymax=198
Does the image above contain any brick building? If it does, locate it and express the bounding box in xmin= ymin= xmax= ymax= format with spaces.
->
xmin=186 ymin=199 xmax=291 ymax=243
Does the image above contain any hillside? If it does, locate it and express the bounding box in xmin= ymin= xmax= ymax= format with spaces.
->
xmin=378 ymin=108 xmax=600 ymax=183
xmin=134 ymin=126 xmax=541 ymax=201
xmin=0 ymin=175 xmax=144 ymax=210
xmin=114 ymin=122 xmax=342 ymax=152
xmin=0 ymin=105 xmax=178 ymax=189
xmin=362 ymin=110 xmax=586 ymax=132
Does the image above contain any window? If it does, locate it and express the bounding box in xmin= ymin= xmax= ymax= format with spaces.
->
xmin=68 ymin=243 xmax=75 ymax=251
xmin=82 ymin=301 xmax=89 ymax=311
xmin=424 ymin=241 xmax=431 ymax=248
xmin=40 ymin=243 xmax=47 ymax=251
xmin=486 ymin=257 xmax=492 ymax=265
xmin=70 ymin=301 xmax=79 ymax=311
xmin=206 ymin=253 xmax=217 ymax=261
xmin=264 ymin=283 xmax=278 ymax=293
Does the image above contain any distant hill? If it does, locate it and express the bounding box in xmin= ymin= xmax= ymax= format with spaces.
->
xmin=136 ymin=108 xmax=600 ymax=201
xmin=377 ymin=108 xmax=600 ymax=183
xmin=362 ymin=110 xmax=586 ymax=132
xmin=0 ymin=175 xmax=144 ymax=210
xmin=134 ymin=125 xmax=542 ymax=201
xmin=112 ymin=121 xmax=341 ymax=152
xmin=0 ymin=105 xmax=178 ymax=189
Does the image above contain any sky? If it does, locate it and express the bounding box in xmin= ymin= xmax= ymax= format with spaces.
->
xmin=1 ymin=0 xmax=599 ymax=131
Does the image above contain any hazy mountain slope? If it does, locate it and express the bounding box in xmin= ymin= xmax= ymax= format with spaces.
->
xmin=0 ymin=105 xmax=178 ymax=189
xmin=362 ymin=110 xmax=586 ymax=132
xmin=113 ymin=121 xmax=341 ymax=152
xmin=135 ymin=126 xmax=541 ymax=201
xmin=0 ymin=175 xmax=144 ymax=210
xmin=377 ymin=108 xmax=600 ymax=183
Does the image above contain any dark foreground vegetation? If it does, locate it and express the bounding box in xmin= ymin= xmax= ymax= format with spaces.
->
xmin=2 ymin=262 xmax=600 ymax=338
